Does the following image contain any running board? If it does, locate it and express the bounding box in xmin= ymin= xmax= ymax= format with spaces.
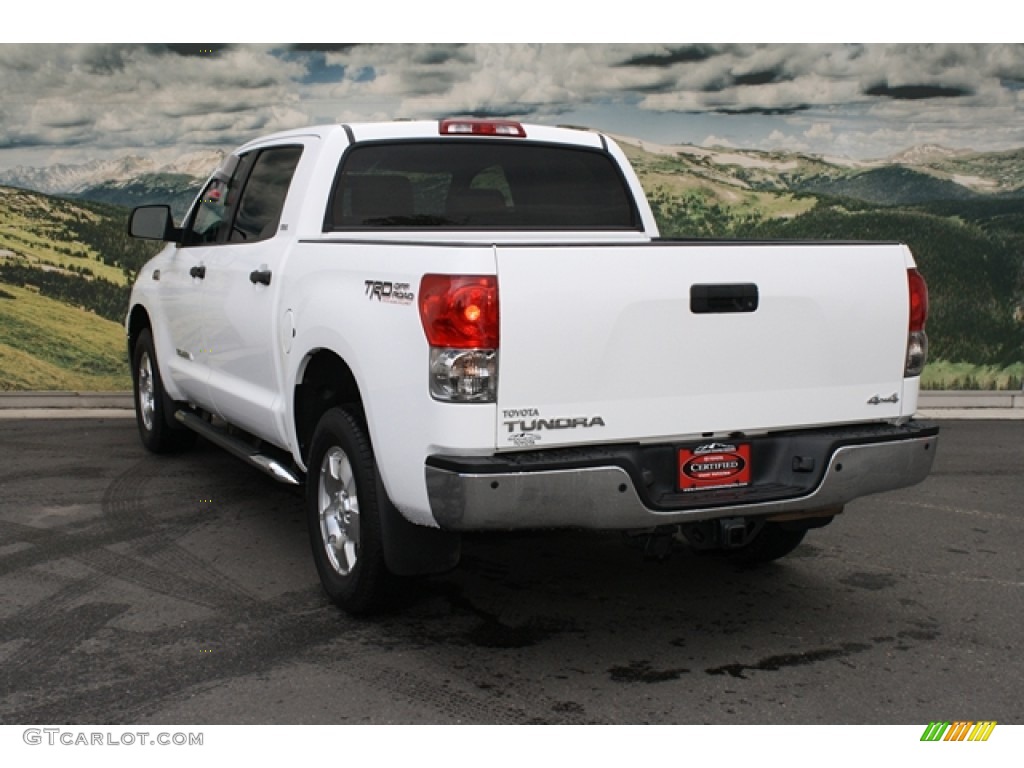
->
xmin=174 ymin=410 xmax=302 ymax=486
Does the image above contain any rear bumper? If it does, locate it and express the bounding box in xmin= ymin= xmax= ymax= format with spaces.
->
xmin=425 ymin=422 xmax=939 ymax=530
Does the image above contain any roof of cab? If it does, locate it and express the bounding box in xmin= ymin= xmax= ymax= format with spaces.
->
xmin=235 ymin=120 xmax=607 ymax=152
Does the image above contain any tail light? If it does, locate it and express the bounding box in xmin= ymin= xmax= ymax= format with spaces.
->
xmin=419 ymin=275 xmax=499 ymax=402
xmin=905 ymin=268 xmax=929 ymax=377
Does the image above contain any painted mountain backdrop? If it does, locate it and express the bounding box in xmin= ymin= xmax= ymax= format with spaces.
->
xmin=0 ymin=150 xmax=224 ymax=219
xmin=1 ymin=136 xmax=1022 ymax=391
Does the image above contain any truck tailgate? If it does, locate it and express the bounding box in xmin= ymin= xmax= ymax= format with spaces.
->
xmin=495 ymin=241 xmax=912 ymax=450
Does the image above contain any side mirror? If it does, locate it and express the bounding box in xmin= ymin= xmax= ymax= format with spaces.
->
xmin=128 ymin=205 xmax=181 ymax=241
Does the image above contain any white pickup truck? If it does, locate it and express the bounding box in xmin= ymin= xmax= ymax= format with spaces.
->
xmin=126 ymin=119 xmax=938 ymax=613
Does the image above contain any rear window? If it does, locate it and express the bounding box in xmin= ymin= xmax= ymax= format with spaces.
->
xmin=327 ymin=141 xmax=639 ymax=231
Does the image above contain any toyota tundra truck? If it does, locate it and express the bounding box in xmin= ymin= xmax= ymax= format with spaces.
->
xmin=125 ymin=119 xmax=939 ymax=613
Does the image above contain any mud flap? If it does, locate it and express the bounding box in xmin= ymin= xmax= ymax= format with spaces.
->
xmin=380 ymin=502 xmax=461 ymax=576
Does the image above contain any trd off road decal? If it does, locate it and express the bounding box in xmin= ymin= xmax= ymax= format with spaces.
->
xmin=364 ymin=280 xmax=414 ymax=305
xmin=678 ymin=443 xmax=752 ymax=492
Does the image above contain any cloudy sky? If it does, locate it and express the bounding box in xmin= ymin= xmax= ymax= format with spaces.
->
xmin=1 ymin=42 xmax=1023 ymax=171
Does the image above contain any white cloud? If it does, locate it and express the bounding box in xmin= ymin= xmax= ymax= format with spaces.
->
xmin=1 ymin=43 xmax=1023 ymax=169
xmin=761 ymin=129 xmax=812 ymax=154
xmin=804 ymin=123 xmax=834 ymax=141
xmin=702 ymin=135 xmax=737 ymax=149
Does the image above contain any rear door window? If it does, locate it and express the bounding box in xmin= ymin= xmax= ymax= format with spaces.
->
xmin=229 ymin=146 xmax=304 ymax=242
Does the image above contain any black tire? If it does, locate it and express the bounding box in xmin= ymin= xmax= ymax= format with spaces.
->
xmin=724 ymin=522 xmax=807 ymax=566
xmin=306 ymin=407 xmax=390 ymax=615
xmin=131 ymin=328 xmax=196 ymax=454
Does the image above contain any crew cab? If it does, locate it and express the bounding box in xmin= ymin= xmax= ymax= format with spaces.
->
xmin=126 ymin=119 xmax=939 ymax=613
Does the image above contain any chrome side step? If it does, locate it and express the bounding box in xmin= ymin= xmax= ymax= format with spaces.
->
xmin=174 ymin=410 xmax=302 ymax=486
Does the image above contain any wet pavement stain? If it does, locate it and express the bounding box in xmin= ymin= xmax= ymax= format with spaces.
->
xmin=466 ymin=618 xmax=557 ymax=649
xmin=552 ymin=701 xmax=586 ymax=715
xmin=897 ymin=628 xmax=940 ymax=642
xmin=434 ymin=586 xmax=575 ymax=649
xmin=705 ymin=642 xmax=872 ymax=679
xmin=839 ymin=572 xmax=899 ymax=591
xmin=609 ymin=660 xmax=690 ymax=683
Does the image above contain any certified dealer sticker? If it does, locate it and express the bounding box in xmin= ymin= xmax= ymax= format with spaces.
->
xmin=678 ymin=443 xmax=752 ymax=492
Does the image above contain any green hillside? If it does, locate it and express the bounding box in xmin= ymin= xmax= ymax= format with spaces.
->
xmin=0 ymin=186 xmax=160 ymax=390
xmin=622 ymin=141 xmax=817 ymax=237
xmin=795 ymin=166 xmax=979 ymax=205
xmin=0 ymin=186 xmax=160 ymax=321
xmin=0 ymin=283 xmax=130 ymax=390
xmin=926 ymin=148 xmax=1024 ymax=194
xmin=0 ymin=187 xmax=128 ymax=285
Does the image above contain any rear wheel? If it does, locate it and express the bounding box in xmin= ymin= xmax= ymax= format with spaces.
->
xmin=131 ymin=328 xmax=195 ymax=453
xmin=306 ymin=407 xmax=390 ymax=614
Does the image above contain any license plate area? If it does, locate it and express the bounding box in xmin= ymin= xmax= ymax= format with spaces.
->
xmin=678 ymin=442 xmax=752 ymax=492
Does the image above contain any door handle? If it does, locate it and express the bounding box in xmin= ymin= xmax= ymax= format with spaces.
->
xmin=189 ymin=265 xmax=206 ymax=279
xmin=249 ymin=269 xmax=272 ymax=286
xmin=690 ymin=283 xmax=759 ymax=314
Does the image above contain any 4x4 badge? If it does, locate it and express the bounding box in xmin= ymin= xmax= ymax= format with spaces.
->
xmin=867 ymin=393 xmax=899 ymax=405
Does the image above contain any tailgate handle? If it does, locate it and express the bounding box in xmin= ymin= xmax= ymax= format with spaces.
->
xmin=690 ymin=283 xmax=759 ymax=314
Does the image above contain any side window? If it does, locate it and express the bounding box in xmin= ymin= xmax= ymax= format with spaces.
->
xmin=229 ymin=146 xmax=304 ymax=243
xmin=185 ymin=179 xmax=232 ymax=245
xmin=182 ymin=154 xmax=250 ymax=246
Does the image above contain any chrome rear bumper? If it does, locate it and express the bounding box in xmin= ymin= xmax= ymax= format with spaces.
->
xmin=425 ymin=429 xmax=938 ymax=531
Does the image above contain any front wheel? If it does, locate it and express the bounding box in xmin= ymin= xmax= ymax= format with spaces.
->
xmin=131 ymin=328 xmax=195 ymax=453
xmin=306 ymin=407 xmax=390 ymax=615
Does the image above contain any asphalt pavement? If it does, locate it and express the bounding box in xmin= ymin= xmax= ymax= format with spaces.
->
xmin=0 ymin=415 xmax=1021 ymax=725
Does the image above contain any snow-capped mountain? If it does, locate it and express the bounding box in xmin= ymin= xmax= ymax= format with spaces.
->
xmin=886 ymin=144 xmax=973 ymax=165
xmin=0 ymin=150 xmax=223 ymax=195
